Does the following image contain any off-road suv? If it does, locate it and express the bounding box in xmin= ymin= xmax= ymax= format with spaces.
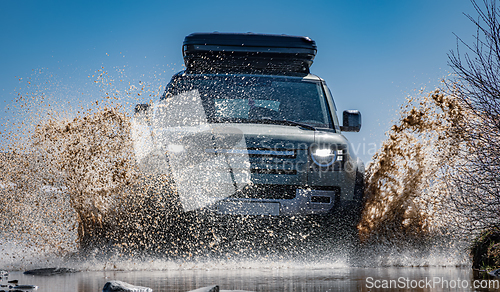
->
xmin=133 ymin=33 xmax=364 ymax=230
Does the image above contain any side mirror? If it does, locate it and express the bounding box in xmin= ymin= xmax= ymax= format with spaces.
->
xmin=134 ymin=104 xmax=150 ymax=114
xmin=134 ymin=103 xmax=152 ymax=126
xmin=340 ymin=110 xmax=361 ymax=132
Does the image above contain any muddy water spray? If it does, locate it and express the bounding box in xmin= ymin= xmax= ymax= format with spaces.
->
xmin=0 ymin=68 xmax=474 ymax=269
xmin=0 ymin=68 xmax=173 ymax=263
xmin=358 ymin=89 xmax=468 ymax=242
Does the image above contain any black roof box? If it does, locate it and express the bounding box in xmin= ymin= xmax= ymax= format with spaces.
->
xmin=182 ymin=32 xmax=317 ymax=75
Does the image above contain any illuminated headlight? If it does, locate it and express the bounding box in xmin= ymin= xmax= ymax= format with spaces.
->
xmin=167 ymin=144 xmax=185 ymax=153
xmin=310 ymin=146 xmax=337 ymax=167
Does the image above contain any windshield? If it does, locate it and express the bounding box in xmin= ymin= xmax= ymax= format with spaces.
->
xmin=164 ymin=75 xmax=333 ymax=129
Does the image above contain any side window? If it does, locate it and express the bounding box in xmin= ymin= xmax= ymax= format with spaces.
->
xmin=322 ymin=83 xmax=341 ymax=131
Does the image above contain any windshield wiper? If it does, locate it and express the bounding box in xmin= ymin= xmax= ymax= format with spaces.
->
xmin=248 ymin=118 xmax=316 ymax=131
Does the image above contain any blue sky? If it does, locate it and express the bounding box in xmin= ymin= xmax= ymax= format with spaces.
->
xmin=0 ymin=0 xmax=478 ymax=163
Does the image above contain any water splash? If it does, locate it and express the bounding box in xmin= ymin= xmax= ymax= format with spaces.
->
xmin=0 ymin=67 xmax=173 ymax=268
xmin=0 ymin=68 xmax=475 ymax=271
xmin=358 ymin=88 xmax=468 ymax=243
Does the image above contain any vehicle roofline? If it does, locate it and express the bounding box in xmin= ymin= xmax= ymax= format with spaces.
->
xmin=172 ymin=70 xmax=324 ymax=82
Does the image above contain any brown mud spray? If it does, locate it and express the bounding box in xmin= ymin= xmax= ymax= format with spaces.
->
xmin=0 ymin=69 xmax=473 ymax=268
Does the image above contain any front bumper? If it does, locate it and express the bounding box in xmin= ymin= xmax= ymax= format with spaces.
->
xmin=207 ymin=187 xmax=341 ymax=216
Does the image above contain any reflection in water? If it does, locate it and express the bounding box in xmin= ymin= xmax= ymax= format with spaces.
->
xmin=3 ymin=267 xmax=488 ymax=292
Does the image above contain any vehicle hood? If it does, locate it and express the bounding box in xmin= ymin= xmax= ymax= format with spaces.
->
xmin=208 ymin=123 xmax=349 ymax=150
xmin=153 ymin=122 xmax=350 ymax=152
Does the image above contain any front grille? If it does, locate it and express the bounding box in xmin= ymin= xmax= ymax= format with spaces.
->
xmin=206 ymin=148 xmax=296 ymax=158
xmin=251 ymin=168 xmax=297 ymax=175
xmin=246 ymin=148 xmax=296 ymax=158
xmin=230 ymin=184 xmax=298 ymax=200
xmin=247 ymin=147 xmax=299 ymax=175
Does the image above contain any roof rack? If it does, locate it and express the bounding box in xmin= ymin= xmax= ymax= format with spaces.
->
xmin=182 ymin=33 xmax=317 ymax=75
